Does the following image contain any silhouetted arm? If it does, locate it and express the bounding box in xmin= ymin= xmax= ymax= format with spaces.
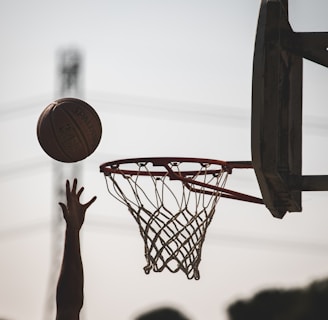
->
xmin=56 ymin=179 xmax=96 ymax=320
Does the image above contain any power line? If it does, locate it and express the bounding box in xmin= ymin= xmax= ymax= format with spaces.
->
xmin=87 ymin=92 xmax=250 ymax=125
xmin=0 ymin=158 xmax=50 ymax=179
xmin=84 ymin=218 xmax=328 ymax=256
xmin=0 ymin=95 xmax=52 ymax=119
xmin=1 ymin=217 xmax=327 ymax=255
xmin=1 ymin=92 xmax=327 ymax=134
xmin=0 ymin=220 xmax=49 ymax=241
xmin=0 ymin=152 xmax=121 ymax=180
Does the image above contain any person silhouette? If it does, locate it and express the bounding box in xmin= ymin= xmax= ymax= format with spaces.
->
xmin=54 ymin=179 xmax=190 ymax=320
xmin=55 ymin=179 xmax=96 ymax=320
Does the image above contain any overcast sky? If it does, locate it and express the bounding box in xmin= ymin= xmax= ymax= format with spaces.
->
xmin=1 ymin=1 xmax=328 ymax=319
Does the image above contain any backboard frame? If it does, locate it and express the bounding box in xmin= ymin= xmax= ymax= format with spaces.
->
xmin=252 ymin=0 xmax=328 ymax=218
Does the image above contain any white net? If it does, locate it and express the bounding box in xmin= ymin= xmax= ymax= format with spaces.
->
xmin=102 ymin=160 xmax=229 ymax=280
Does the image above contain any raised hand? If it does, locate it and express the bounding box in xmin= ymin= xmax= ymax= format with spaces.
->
xmin=59 ymin=178 xmax=97 ymax=231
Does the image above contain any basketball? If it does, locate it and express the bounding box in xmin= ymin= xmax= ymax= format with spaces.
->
xmin=37 ymin=98 xmax=102 ymax=163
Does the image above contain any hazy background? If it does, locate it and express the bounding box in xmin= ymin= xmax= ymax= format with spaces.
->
xmin=1 ymin=0 xmax=328 ymax=319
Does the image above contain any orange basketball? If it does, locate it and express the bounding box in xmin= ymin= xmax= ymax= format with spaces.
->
xmin=37 ymin=98 xmax=102 ymax=163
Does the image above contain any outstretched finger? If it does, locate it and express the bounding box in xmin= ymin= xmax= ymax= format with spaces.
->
xmin=72 ymin=178 xmax=78 ymax=194
xmin=65 ymin=180 xmax=70 ymax=200
xmin=84 ymin=196 xmax=97 ymax=210
xmin=77 ymin=186 xmax=84 ymax=199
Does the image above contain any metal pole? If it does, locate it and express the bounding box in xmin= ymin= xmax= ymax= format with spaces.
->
xmin=43 ymin=48 xmax=84 ymax=320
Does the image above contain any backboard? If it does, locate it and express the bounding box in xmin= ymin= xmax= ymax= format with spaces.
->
xmin=98 ymin=0 xmax=328 ymax=279
xmin=252 ymin=0 xmax=328 ymax=218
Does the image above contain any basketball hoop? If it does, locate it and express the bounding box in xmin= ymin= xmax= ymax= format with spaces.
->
xmin=100 ymin=157 xmax=263 ymax=279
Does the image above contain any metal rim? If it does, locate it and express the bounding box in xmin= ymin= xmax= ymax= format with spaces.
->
xmin=100 ymin=157 xmax=253 ymax=175
xmin=99 ymin=157 xmax=263 ymax=204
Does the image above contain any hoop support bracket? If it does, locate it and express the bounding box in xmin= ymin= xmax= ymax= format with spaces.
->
xmin=100 ymin=157 xmax=263 ymax=205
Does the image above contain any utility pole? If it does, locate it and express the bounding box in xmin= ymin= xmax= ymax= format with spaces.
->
xmin=43 ymin=48 xmax=85 ymax=320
